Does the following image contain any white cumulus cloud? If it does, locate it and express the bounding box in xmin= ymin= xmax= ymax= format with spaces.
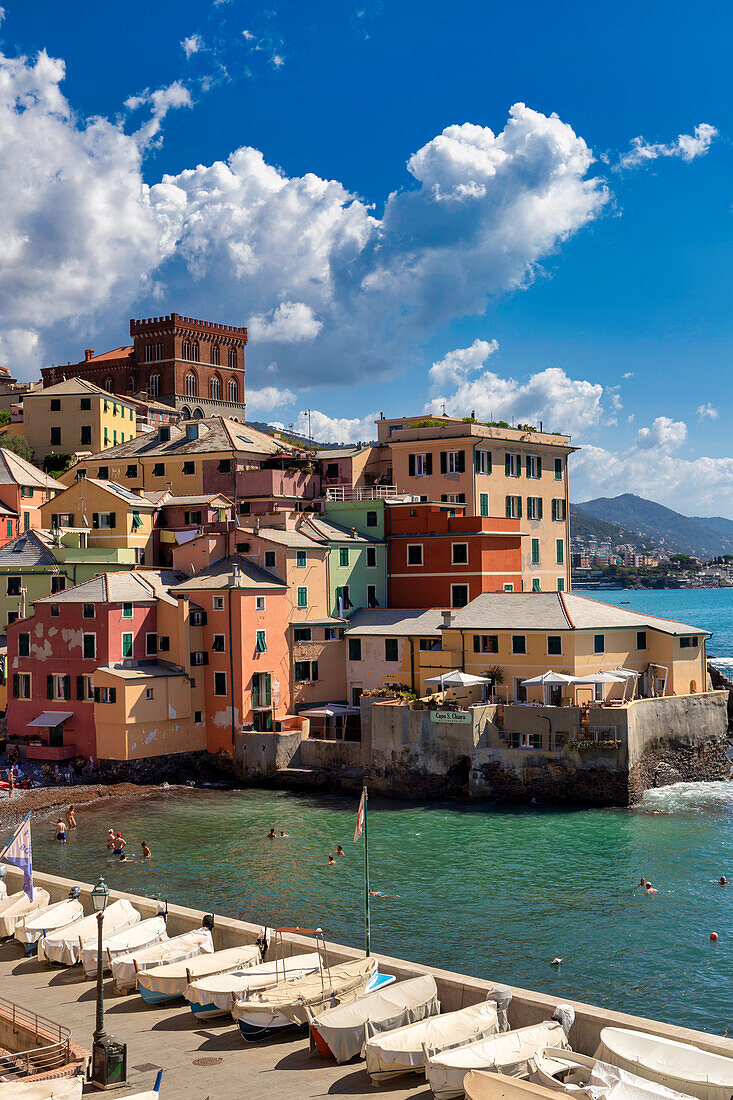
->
xmin=245 ymin=385 xmax=297 ymax=415
xmin=292 ymin=410 xmax=377 ymax=444
xmin=635 ymin=416 xmax=687 ymax=452
xmin=181 ymin=34 xmax=203 ymax=59
xmin=617 ymin=123 xmax=717 ymax=170
xmin=697 ymin=403 xmax=719 ymax=421
xmin=248 ymin=302 xmax=322 ymax=343
xmin=428 ymin=338 xmax=499 ymax=387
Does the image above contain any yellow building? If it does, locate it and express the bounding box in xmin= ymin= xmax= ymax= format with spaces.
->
xmin=344 ymin=594 xmax=709 ymax=706
xmin=22 ymin=379 xmax=139 ymax=461
xmin=39 ymin=478 xmax=157 ymax=565
xmin=93 ymin=663 xmax=205 ymax=760
xmin=375 ymin=415 xmax=575 ymax=593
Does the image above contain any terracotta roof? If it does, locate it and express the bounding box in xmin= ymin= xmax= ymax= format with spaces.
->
xmin=38 ymin=569 xmax=184 ymax=606
xmin=0 ymin=449 xmax=59 ymax=491
xmin=85 ymin=346 xmax=134 ymax=362
xmin=30 ymin=377 xmax=136 ymax=400
xmin=65 ymin=417 xmax=283 ymax=466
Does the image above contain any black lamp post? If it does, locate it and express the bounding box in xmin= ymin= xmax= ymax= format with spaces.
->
xmin=90 ymin=878 xmax=127 ymax=1089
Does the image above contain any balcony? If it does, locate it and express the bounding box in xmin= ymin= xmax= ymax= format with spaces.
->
xmin=23 ymin=743 xmax=78 ymax=762
xmin=324 ymin=485 xmax=410 ymax=502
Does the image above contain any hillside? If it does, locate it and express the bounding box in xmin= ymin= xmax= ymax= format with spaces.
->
xmin=569 ymin=508 xmax=653 ymax=549
xmin=573 ymin=494 xmax=733 ymax=558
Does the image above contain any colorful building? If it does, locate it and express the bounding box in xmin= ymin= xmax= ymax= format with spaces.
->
xmin=22 ymin=379 xmax=139 ymax=461
xmin=39 ymin=479 xmax=157 ymax=565
xmin=155 ymin=493 xmax=233 ymax=566
xmin=344 ymin=609 xmax=447 ymax=704
xmin=0 ymin=448 xmax=60 ymax=533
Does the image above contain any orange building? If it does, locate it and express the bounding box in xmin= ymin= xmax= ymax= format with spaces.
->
xmin=386 ymin=502 xmax=523 ymax=608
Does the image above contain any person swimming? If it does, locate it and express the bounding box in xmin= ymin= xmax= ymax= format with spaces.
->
xmin=280 ymin=831 xmax=289 ymax=838
xmin=141 ymin=841 xmax=151 ymax=859
xmin=328 ymin=853 xmax=335 ymax=865
xmin=721 ymin=876 xmax=728 ymax=885
xmin=106 ymin=829 xmax=115 ymax=850
xmin=267 ymin=828 xmax=276 ymax=839
xmin=369 ymin=889 xmax=400 ymax=899
xmin=112 ymin=832 xmax=126 ymax=855
xmin=645 ymin=883 xmax=658 ymax=895
xmin=66 ymin=805 xmax=76 ymax=830
xmin=336 ymin=844 xmax=345 ymax=857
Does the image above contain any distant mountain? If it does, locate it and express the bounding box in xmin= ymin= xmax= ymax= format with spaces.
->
xmin=569 ymin=508 xmax=653 ymax=549
xmin=572 ymin=493 xmax=733 ymax=558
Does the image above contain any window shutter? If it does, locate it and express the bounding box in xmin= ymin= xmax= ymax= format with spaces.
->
xmin=12 ymin=674 xmax=19 ymax=698
xmin=201 ymin=612 xmax=207 ymax=625
xmin=456 ymin=450 xmax=465 ymax=473
xmin=537 ymin=457 xmax=542 ymax=477
xmin=109 ymin=512 xmax=116 ymax=528
xmin=440 ymin=451 xmax=447 ymax=474
xmin=69 ymin=514 xmax=75 ymax=527
xmin=311 ymin=661 xmax=318 ymax=682
xmin=552 ymin=499 xmax=557 ymax=521
xmin=538 ymin=499 xmax=543 ymax=520
xmin=63 ymin=675 xmax=71 ymax=700
xmin=408 ymin=454 xmax=415 ymax=476
xmin=475 ymin=451 xmax=481 ymax=473
xmin=525 ymin=456 xmax=531 ymax=477
xmin=473 ymin=635 xmax=480 ymax=653
xmin=505 ymin=454 xmax=511 ymax=476
xmin=517 ymin=497 xmax=522 ymax=519
xmin=47 ymin=675 xmax=53 ymax=700
xmin=190 ymin=652 xmax=196 ymax=667
xmin=425 ymin=453 xmax=432 ymax=474
xmin=76 ymin=676 xmax=84 ymax=700
xmin=92 ymin=513 xmax=99 ymax=529
xmin=505 ymin=496 xmax=511 ymax=518
xmin=203 ymin=652 xmax=209 ymax=665
xmin=109 ymin=687 xmax=116 ymax=703
xmin=94 ymin=686 xmax=100 ymax=703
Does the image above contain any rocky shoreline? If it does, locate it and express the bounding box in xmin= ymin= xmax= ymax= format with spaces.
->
xmin=0 ymin=783 xmax=171 ymax=831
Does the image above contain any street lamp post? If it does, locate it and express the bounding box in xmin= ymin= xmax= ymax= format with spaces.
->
xmin=91 ymin=877 xmax=109 ymax=1048
xmin=90 ymin=877 xmax=127 ymax=1089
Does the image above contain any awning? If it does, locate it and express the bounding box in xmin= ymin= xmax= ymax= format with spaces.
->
xmin=300 ymin=705 xmax=359 ymax=717
xmin=27 ymin=711 xmax=74 ymax=728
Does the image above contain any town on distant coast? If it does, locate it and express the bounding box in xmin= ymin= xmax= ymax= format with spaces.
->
xmin=0 ymin=310 xmax=729 ymax=810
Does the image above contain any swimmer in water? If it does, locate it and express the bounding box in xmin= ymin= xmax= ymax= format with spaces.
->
xmin=721 ymin=876 xmax=728 ymax=886
xmin=639 ymin=877 xmax=647 ymax=888
xmin=106 ymin=829 xmax=115 ymax=850
xmin=369 ymin=890 xmax=401 ymax=899
xmin=267 ymin=828 xmax=276 ymax=839
xmin=119 ymin=852 xmax=127 ymax=862
xmin=328 ymin=853 xmax=335 ymax=865
xmin=645 ymin=883 xmax=658 ymax=895
xmin=66 ymin=805 xmax=76 ymax=830
xmin=336 ymin=844 xmax=345 ymax=857
xmin=54 ymin=819 xmax=66 ymax=843
xmin=141 ymin=841 xmax=151 ymax=859
xmin=280 ymin=830 xmax=289 ymax=838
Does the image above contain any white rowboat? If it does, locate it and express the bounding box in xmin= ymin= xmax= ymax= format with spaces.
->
xmin=0 ymin=1077 xmax=84 ymax=1100
xmin=80 ymin=915 xmax=167 ymax=977
xmin=0 ymin=889 xmax=50 ymax=937
xmin=14 ymin=898 xmax=84 ymax=953
xmin=184 ymin=950 xmax=323 ymax=1020
xmin=596 ymin=1027 xmax=733 ymax=1100
xmin=38 ymin=899 xmax=140 ymax=966
xmin=111 ymin=926 xmax=213 ymax=993
xmin=138 ymin=943 xmax=261 ymax=1004
xmin=531 ymin=1047 xmax=696 ymax=1100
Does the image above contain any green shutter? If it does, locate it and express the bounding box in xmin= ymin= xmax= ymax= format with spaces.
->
xmin=480 ymin=493 xmax=489 ymax=517
xmin=311 ymin=661 xmax=318 ymax=681
xmin=505 ymin=454 xmax=511 ymax=476
xmin=538 ymin=498 xmax=543 ymax=520
xmin=537 ymin=457 xmax=542 ymax=477
xmin=505 ymin=496 xmax=511 ymax=519
xmin=517 ymin=497 xmax=522 ymax=519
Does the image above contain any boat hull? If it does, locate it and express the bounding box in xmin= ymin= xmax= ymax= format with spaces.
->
xmin=189 ymin=1000 xmax=228 ymax=1020
xmin=236 ymin=1014 xmax=301 ymax=1043
xmin=138 ymin=985 xmax=181 ymax=1006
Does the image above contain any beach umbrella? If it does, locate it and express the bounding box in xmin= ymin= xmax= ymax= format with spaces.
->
xmin=521 ymin=671 xmax=575 ymax=704
xmin=573 ymin=671 xmax=626 ymax=702
xmin=425 ymin=669 xmax=491 ymax=697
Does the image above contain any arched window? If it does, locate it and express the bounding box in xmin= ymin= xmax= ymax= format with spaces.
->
xmin=185 ymin=372 xmax=197 ymax=397
xmin=180 ymin=405 xmax=192 ymax=420
xmin=193 ymin=407 xmax=204 ymax=419
xmin=128 ymin=376 xmax=135 ymax=392
xmin=104 ymin=377 xmax=113 ymax=392
xmin=149 ymin=374 xmax=161 ymax=398
xmin=210 ymin=375 xmax=221 ymax=400
xmin=211 ymin=346 xmax=220 ymax=366
xmin=228 ymin=349 xmax=237 ymax=369
xmin=228 ymin=378 xmax=238 ymax=403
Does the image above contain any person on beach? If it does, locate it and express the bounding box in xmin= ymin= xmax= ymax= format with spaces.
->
xmin=645 ymin=883 xmax=658 ymax=895
xmin=106 ymin=829 xmax=115 ymax=850
xmin=66 ymin=805 xmax=76 ymax=830
xmin=112 ymin=832 xmax=126 ymax=855
xmin=328 ymin=853 xmax=335 ymax=865
xmin=336 ymin=844 xmax=345 ymax=857
xmin=54 ymin=819 xmax=66 ymax=843
xmin=267 ymin=828 xmax=276 ymax=839
xmin=141 ymin=841 xmax=151 ymax=859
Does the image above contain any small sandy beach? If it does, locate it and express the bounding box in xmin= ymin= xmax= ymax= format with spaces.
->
xmin=0 ymin=782 xmax=168 ymax=831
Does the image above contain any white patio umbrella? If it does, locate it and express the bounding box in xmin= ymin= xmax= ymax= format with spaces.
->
xmin=573 ymin=671 xmax=626 ymax=702
xmin=607 ymin=666 xmax=641 ymax=702
xmin=425 ymin=669 xmax=492 ymax=697
xmin=521 ymin=670 xmax=576 ymax=704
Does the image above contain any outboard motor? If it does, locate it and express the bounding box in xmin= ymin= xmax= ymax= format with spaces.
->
xmin=68 ymin=886 xmax=81 ymax=900
xmin=486 ymin=984 xmax=513 ymax=1032
xmin=552 ymin=1003 xmax=576 ymax=1036
xmin=256 ymin=926 xmax=269 ymax=963
xmin=157 ymin=899 xmax=169 ymax=923
xmin=202 ymin=912 xmax=215 ymax=933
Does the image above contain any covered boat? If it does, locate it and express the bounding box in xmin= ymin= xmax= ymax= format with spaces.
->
xmin=532 ymin=1047 xmax=695 ymax=1100
xmin=185 ymin=950 xmax=323 ymax=1020
xmin=0 ymin=888 xmax=51 ymax=937
xmin=111 ymin=926 xmax=214 ymax=993
xmin=426 ymin=1015 xmax=573 ymax=1100
xmin=137 ymin=943 xmax=261 ymax=1005
xmin=232 ymin=956 xmax=378 ymax=1042
xmin=310 ymin=973 xmax=439 ymax=1064
xmin=38 ymin=899 xmax=140 ymax=966
xmin=596 ymin=1027 xmax=733 ymax=1100
xmin=81 ymin=915 xmax=167 ymax=978
xmin=0 ymin=1077 xmax=84 ymax=1100
xmin=14 ymin=898 xmax=85 ymax=955
xmin=365 ymin=998 xmax=501 ymax=1083
xmin=465 ymin=1071 xmax=565 ymax=1100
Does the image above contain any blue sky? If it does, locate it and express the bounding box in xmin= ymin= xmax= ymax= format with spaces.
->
xmin=0 ymin=0 xmax=731 ymax=511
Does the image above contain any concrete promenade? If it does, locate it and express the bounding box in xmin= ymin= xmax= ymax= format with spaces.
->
xmin=3 ymin=864 xmax=733 ymax=1099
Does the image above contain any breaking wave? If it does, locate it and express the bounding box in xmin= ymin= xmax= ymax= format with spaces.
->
xmin=641 ymin=780 xmax=733 ymax=816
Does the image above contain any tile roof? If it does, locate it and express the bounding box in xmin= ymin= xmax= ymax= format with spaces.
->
xmin=28 ymin=376 xmax=136 ymax=402
xmin=66 ymin=417 xmax=283 ymax=466
xmin=0 ymin=449 xmax=60 ymax=491
xmin=0 ymin=530 xmax=58 ymax=568
xmin=345 ymin=608 xmax=445 ymax=637
xmin=38 ymin=569 xmax=184 ymax=606
xmin=84 ymin=346 xmax=135 ymax=362
xmin=158 ymin=494 xmax=233 ymax=507
xmin=76 ymin=479 xmax=158 ymax=508
xmin=96 ymin=661 xmax=186 ymax=680
xmin=172 ymin=555 xmax=286 ymax=593
xmin=446 ymin=592 xmax=707 ymax=637
xmin=299 ymin=515 xmax=380 ymax=545
xmin=247 ymin=526 xmax=328 ymax=549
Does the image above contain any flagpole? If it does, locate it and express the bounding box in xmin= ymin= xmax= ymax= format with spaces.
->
xmin=363 ymin=786 xmax=370 ymax=957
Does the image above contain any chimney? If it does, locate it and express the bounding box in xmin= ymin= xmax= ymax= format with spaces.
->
xmin=84 ymin=349 xmax=94 ymax=362
xmin=441 ymin=610 xmax=453 ymax=629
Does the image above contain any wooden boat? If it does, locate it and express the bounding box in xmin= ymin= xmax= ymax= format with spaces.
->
xmin=137 ymin=944 xmax=261 ymax=1005
xmin=426 ymin=1019 xmax=571 ymax=1100
xmin=310 ymin=973 xmax=438 ymax=1063
xmin=111 ymin=927 xmax=214 ymax=993
xmin=365 ymin=999 xmax=500 ymax=1082
xmin=596 ymin=1027 xmax=733 ymax=1100
xmin=0 ymin=889 xmax=50 ymax=937
xmin=465 ymin=1071 xmax=563 ymax=1100
xmin=0 ymin=1076 xmax=84 ymax=1100
xmin=232 ymin=957 xmax=378 ymax=1042
xmin=14 ymin=898 xmax=84 ymax=955
xmin=80 ymin=915 xmax=167 ymax=978
xmin=38 ymin=900 xmax=140 ymax=966
xmin=531 ymin=1047 xmax=695 ymax=1099
xmin=184 ymin=950 xmax=324 ymax=1020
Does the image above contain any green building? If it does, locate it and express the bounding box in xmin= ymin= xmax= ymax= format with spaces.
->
xmin=304 ymin=508 xmax=387 ymax=617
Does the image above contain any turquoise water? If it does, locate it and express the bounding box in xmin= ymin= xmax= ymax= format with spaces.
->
xmin=589 ymin=586 xmax=733 ymax=663
xmin=8 ymin=781 xmax=733 ymax=1036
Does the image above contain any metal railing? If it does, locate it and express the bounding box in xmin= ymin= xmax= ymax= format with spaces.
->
xmin=323 ymin=485 xmax=410 ymax=501
xmin=0 ymin=997 xmax=72 ymax=1079
xmin=587 ymin=725 xmax=618 ymax=741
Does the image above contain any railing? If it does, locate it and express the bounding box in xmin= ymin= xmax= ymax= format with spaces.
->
xmin=587 ymin=725 xmax=618 ymax=741
xmin=0 ymin=997 xmax=72 ymax=1079
xmin=324 ymin=485 xmax=412 ymax=501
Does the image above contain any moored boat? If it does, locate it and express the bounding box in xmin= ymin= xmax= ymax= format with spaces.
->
xmin=14 ymin=897 xmax=84 ymax=955
xmin=0 ymin=888 xmax=51 ymax=937
xmin=309 ymin=972 xmax=439 ymax=1063
xmin=137 ymin=943 xmax=261 ymax=1005
xmin=464 ymin=1071 xmax=565 ymax=1100
xmin=111 ymin=926 xmax=214 ymax=993
xmin=426 ymin=1011 xmax=574 ymax=1100
xmin=80 ymin=915 xmax=168 ymax=978
xmin=364 ymin=997 xmax=502 ymax=1083
xmin=184 ymin=950 xmax=324 ymax=1020
xmin=595 ymin=1027 xmax=733 ymax=1100
xmin=232 ymin=956 xmax=378 ymax=1043
xmin=531 ymin=1046 xmax=695 ymax=1100
xmin=38 ymin=899 xmax=140 ymax=966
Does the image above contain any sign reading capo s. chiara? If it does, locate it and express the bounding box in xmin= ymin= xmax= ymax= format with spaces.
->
xmin=430 ymin=710 xmax=472 ymax=724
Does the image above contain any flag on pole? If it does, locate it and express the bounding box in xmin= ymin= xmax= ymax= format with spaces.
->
xmin=2 ymin=813 xmax=33 ymax=901
xmin=354 ymin=788 xmax=366 ymax=842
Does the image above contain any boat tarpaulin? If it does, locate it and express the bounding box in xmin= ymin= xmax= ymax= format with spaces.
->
xmin=233 ymin=957 xmax=376 ymax=1029
xmin=596 ymin=1027 xmax=733 ymax=1100
xmin=365 ymin=999 xmax=499 ymax=1082
xmin=112 ymin=927 xmax=213 ymax=991
xmin=139 ymin=943 xmax=260 ymax=998
xmin=14 ymin=898 xmax=84 ymax=946
xmin=81 ymin=915 xmax=167 ymax=977
xmin=185 ymin=950 xmax=323 ymax=1013
xmin=313 ymin=973 xmax=439 ymax=1064
xmin=464 ymin=1069 xmax=560 ymax=1100
xmin=0 ymin=888 xmax=50 ymax=937
xmin=38 ymin=899 xmax=140 ymax=966
xmin=0 ymin=1076 xmax=84 ymax=1100
xmin=427 ymin=1020 xmax=570 ymax=1100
